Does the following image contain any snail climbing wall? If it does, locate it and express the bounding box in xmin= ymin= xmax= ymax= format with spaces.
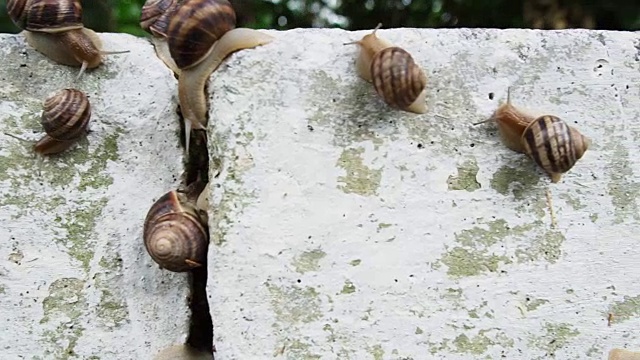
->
xmin=205 ymin=28 xmax=640 ymax=359
xmin=0 ymin=24 xmax=639 ymax=359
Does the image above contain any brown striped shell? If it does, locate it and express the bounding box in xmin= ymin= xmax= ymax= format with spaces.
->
xmin=8 ymin=0 xmax=83 ymax=33
xmin=143 ymin=190 xmax=209 ymax=272
xmin=41 ymin=89 xmax=91 ymax=141
xmin=521 ymin=115 xmax=590 ymax=183
xmin=167 ymin=0 xmax=236 ymax=70
xmin=140 ymin=0 xmax=181 ymax=37
xmin=6 ymin=0 xmax=28 ymax=29
xmin=370 ymin=47 xmax=428 ymax=114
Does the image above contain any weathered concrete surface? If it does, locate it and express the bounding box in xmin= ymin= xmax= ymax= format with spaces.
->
xmin=0 ymin=33 xmax=191 ymax=358
xmin=206 ymin=28 xmax=640 ymax=359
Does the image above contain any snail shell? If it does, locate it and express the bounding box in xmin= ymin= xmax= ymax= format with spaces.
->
xmin=371 ymin=47 xmax=428 ymax=114
xmin=167 ymin=0 xmax=274 ymax=155
xmin=476 ymin=89 xmax=590 ymax=182
xmin=143 ymin=190 xmax=209 ymax=272
xmin=347 ymin=24 xmax=427 ymax=114
xmin=41 ymin=89 xmax=91 ymax=140
xmin=522 ymin=115 xmax=590 ymax=183
xmin=34 ymin=88 xmax=92 ymax=155
xmin=140 ymin=0 xmax=182 ymax=75
xmin=7 ymin=0 xmax=83 ymax=33
xmin=140 ymin=0 xmax=181 ymax=37
xmin=8 ymin=0 xmax=128 ymax=79
xmin=167 ymin=0 xmax=236 ymax=70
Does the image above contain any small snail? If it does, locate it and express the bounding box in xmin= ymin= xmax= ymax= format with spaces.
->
xmin=34 ymin=88 xmax=92 ymax=155
xmin=475 ymin=88 xmax=590 ymax=183
xmin=7 ymin=0 xmax=129 ymax=79
xmin=153 ymin=344 xmax=213 ymax=360
xmin=196 ymin=182 xmax=210 ymax=219
xmin=345 ymin=23 xmax=428 ymax=114
xmin=143 ymin=187 xmax=209 ymax=272
xmin=609 ymin=349 xmax=640 ymax=360
xmin=167 ymin=0 xmax=275 ymax=154
xmin=140 ymin=0 xmax=182 ymax=76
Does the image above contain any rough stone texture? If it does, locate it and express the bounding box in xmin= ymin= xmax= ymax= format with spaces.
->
xmin=1 ymin=27 xmax=640 ymax=360
xmin=0 ymin=33 xmax=191 ymax=359
xmin=206 ymin=28 xmax=640 ymax=359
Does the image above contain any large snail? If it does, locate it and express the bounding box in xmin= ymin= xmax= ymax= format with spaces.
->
xmin=7 ymin=0 xmax=128 ymax=79
xmin=475 ymin=88 xmax=591 ymax=183
xmin=34 ymin=88 xmax=92 ymax=155
xmin=166 ymin=0 xmax=275 ymax=154
xmin=143 ymin=186 xmax=209 ymax=272
xmin=140 ymin=0 xmax=182 ymax=76
xmin=345 ymin=23 xmax=428 ymax=114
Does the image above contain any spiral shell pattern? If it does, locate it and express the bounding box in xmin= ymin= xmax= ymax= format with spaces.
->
xmin=143 ymin=190 xmax=208 ymax=272
xmin=522 ymin=115 xmax=590 ymax=179
xmin=6 ymin=0 xmax=28 ymax=29
xmin=17 ymin=0 xmax=84 ymax=33
xmin=140 ymin=0 xmax=181 ymax=37
xmin=370 ymin=46 xmax=427 ymax=112
xmin=167 ymin=0 xmax=236 ymax=69
xmin=41 ymin=89 xmax=91 ymax=141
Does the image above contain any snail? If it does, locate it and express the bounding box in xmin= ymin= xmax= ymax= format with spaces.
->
xmin=345 ymin=23 xmax=428 ymax=114
xmin=140 ymin=0 xmax=182 ymax=76
xmin=34 ymin=88 xmax=92 ymax=155
xmin=153 ymin=344 xmax=213 ymax=360
xmin=143 ymin=186 xmax=209 ymax=272
xmin=474 ymin=88 xmax=591 ymax=183
xmin=475 ymin=87 xmax=537 ymax=153
xmin=167 ymin=0 xmax=275 ymax=154
xmin=7 ymin=0 xmax=129 ymax=80
xmin=196 ymin=182 xmax=210 ymax=218
xmin=609 ymin=349 xmax=640 ymax=360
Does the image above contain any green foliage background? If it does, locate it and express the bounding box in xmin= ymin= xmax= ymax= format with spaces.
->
xmin=0 ymin=0 xmax=638 ymax=35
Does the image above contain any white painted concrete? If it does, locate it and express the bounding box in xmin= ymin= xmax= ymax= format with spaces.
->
xmin=206 ymin=28 xmax=640 ymax=359
xmin=0 ymin=33 xmax=191 ymax=359
xmin=1 ymin=28 xmax=639 ymax=360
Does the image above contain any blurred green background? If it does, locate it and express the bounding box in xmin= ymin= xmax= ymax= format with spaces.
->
xmin=0 ymin=0 xmax=638 ymax=35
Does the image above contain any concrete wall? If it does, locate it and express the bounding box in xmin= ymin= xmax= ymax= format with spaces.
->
xmin=205 ymin=28 xmax=640 ymax=359
xmin=0 ymin=27 xmax=639 ymax=359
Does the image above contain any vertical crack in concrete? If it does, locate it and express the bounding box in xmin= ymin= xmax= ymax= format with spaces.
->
xmin=177 ymin=105 xmax=214 ymax=356
xmin=187 ymin=264 xmax=214 ymax=354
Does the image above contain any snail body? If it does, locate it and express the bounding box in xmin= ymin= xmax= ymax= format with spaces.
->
xmin=167 ymin=0 xmax=274 ymax=154
xmin=196 ymin=182 xmax=210 ymax=220
xmin=609 ymin=349 xmax=640 ymax=360
xmin=7 ymin=0 xmax=128 ymax=79
xmin=346 ymin=24 xmax=427 ymax=114
xmin=153 ymin=345 xmax=213 ymax=360
xmin=143 ymin=189 xmax=209 ymax=272
xmin=34 ymin=88 xmax=92 ymax=155
xmin=140 ymin=0 xmax=182 ymax=76
xmin=476 ymin=89 xmax=590 ymax=183
xmin=486 ymin=87 xmax=537 ymax=153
